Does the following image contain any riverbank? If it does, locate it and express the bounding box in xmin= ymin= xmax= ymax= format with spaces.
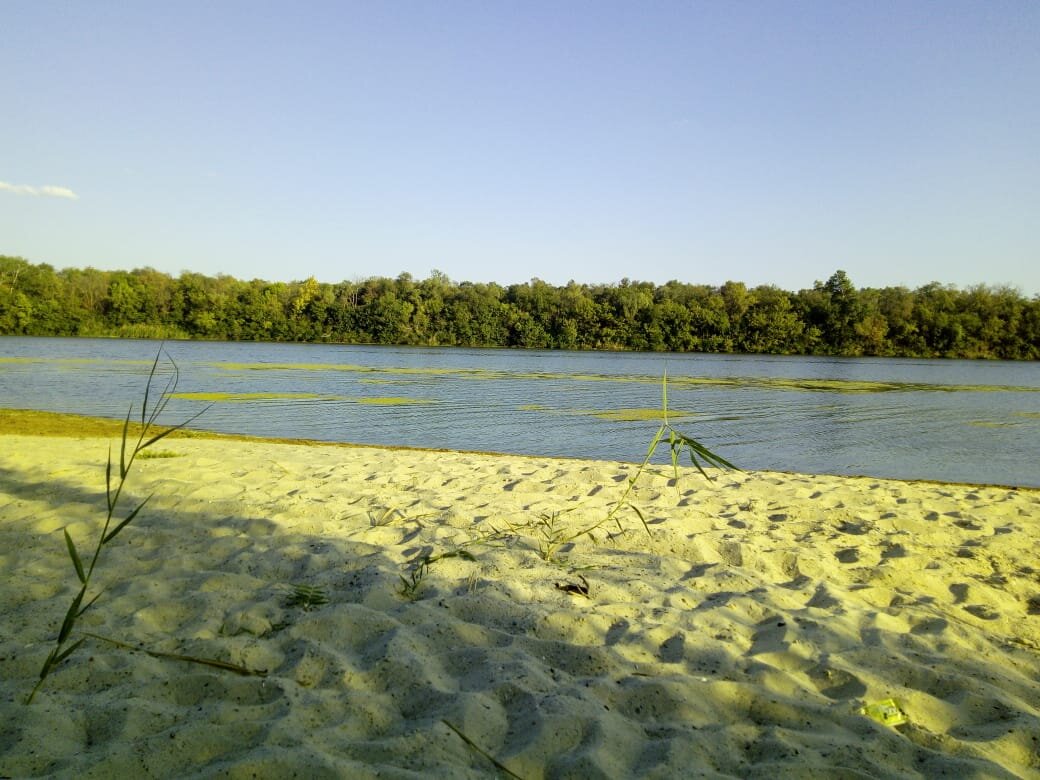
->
xmin=2 ymin=434 xmax=1038 ymax=777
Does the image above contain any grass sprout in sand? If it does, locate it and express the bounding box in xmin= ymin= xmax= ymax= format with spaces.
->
xmin=506 ymin=377 xmax=736 ymax=571
xmin=283 ymin=584 xmax=330 ymax=612
xmin=569 ymin=375 xmax=734 ymax=543
xmin=398 ymin=528 xmax=507 ymax=600
xmin=25 ymin=350 xmax=261 ymax=704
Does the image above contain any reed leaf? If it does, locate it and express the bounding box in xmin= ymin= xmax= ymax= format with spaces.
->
xmin=105 ymin=445 xmax=114 ymax=513
xmin=57 ymin=586 xmax=86 ymax=643
xmin=83 ymin=633 xmax=267 ymax=677
xmin=78 ymin=589 xmax=104 ymax=617
xmin=52 ymin=636 xmax=88 ymax=667
xmin=64 ymin=528 xmax=85 ymax=584
xmin=442 ymin=720 xmax=524 ymax=780
xmin=120 ymin=410 xmax=131 ymax=479
xmin=28 ymin=345 xmax=222 ymax=704
xmin=102 ymin=494 xmax=153 ymax=544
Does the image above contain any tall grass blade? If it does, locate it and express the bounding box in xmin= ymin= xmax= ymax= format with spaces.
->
xmin=78 ymin=589 xmax=104 ymax=617
xmin=26 ymin=636 xmax=88 ymax=703
xmin=102 ymin=494 xmax=152 ymax=544
xmin=442 ymin=719 xmax=525 ymax=779
xmin=140 ymin=349 xmax=161 ymax=426
xmin=28 ymin=346 xmax=226 ymax=704
xmin=140 ymin=405 xmax=209 ymax=450
xmin=120 ymin=409 xmax=132 ymax=479
xmin=646 ymin=424 xmax=666 ymax=456
xmin=661 ymin=371 xmax=669 ymax=424
xmin=668 ymin=431 xmax=681 ymax=476
xmin=105 ymin=445 xmax=114 ymax=513
xmin=64 ymin=529 xmax=86 ymax=584
xmin=57 ymin=586 xmax=86 ymax=643
xmin=51 ymin=636 xmax=88 ymax=667
xmin=37 ymin=647 xmax=59 ymax=679
xmin=83 ymin=633 xmax=267 ymax=677
xmin=629 ymin=502 xmax=650 ymax=534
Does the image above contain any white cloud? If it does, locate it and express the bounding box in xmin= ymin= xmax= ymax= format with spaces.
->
xmin=0 ymin=180 xmax=79 ymax=200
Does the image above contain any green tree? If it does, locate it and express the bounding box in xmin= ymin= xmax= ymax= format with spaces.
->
xmin=821 ymin=270 xmax=860 ymax=353
xmin=739 ymin=286 xmax=803 ymax=353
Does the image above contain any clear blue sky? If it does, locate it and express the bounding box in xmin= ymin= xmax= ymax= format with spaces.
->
xmin=3 ymin=1 xmax=1038 ymax=293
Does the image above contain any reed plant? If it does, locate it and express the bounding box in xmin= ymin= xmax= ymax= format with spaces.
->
xmin=25 ymin=349 xmax=250 ymax=704
xmin=398 ymin=527 xmax=506 ymax=599
xmin=283 ymin=583 xmax=330 ymax=611
xmin=398 ymin=548 xmax=477 ymax=600
xmin=510 ymin=375 xmax=737 ymax=560
xmin=601 ymin=373 xmax=737 ymax=530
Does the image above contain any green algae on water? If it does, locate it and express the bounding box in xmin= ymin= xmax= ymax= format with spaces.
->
xmin=201 ymin=361 xmax=1038 ymax=394
xmin=169 ymin=391 xmax=434 ymax=405
xmin=356 ymin=397 xmax=435 ymax=406
xmin=587 ymin=408 xmax=695 ymax=422
xmin=170 ymin=392 xmax=345 ymax=402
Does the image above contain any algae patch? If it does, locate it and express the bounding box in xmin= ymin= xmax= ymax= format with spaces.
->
xmin=586 ymin=408 xmax=695 ymax=422
xmin=356 ymin=397 xmax=435 ymax=406
xmin=170 ymin=392 xmax=344 ymax=402
xmin=168 ymin=391 xmax=434 ymax=406
xmin=201 ymin=361 xmax=1038 ymax=394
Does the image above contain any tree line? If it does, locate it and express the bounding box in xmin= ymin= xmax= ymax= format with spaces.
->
xmin=1 ymin=256 xmax=1037 ymax=359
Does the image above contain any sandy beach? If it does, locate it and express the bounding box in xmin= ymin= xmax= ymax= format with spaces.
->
xmin=1 ymin=433 xmax=1038 ymax=778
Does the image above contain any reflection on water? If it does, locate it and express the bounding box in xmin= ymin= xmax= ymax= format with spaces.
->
xmin=2 ymin=337 xmax=1038 ymax=487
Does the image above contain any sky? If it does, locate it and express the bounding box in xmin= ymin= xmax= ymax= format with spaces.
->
xmin=2 ymin=1 xmax=1038 ymax=294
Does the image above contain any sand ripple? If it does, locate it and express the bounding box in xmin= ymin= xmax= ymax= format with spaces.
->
xmin=1 ymin=435 xmax=1038 ymax=778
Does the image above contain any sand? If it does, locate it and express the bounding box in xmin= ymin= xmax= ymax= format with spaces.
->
xmin=1 ymin=433 xmax=1038 ymax=779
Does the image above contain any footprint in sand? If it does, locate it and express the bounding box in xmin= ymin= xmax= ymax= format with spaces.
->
xmin=963 ymin=604 xmax=1000 ymax=620
xmin=807 ymin=663 xmax=866 ymax=700
xmin=835 ymin=548 xmax=859 ymax=564
xmin=910 ymin=616 xmax=948 ymax=634
xmin=680 ymin=562 xmax=717 ymax=580
xmin=717 ymin=540 xmax=743 ymax=566
xmin=949 ymin=583 xmax=970 ymax=604
xmin=806 ymin=584 xmax=841 ymax=610
xmin=836 ymin=520 xmax=868 ymax=535
xmin=605 ymin=619 xmax=630 ymax=646
xmin=748 ymin=616 xmax=789 ymax=656
xmin=657 ymin=632 xmax=685 ymax=663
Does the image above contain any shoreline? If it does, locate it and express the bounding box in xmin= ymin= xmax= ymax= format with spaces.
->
xmin=2 ymin=433 xmax=1039 ymax=777
xmin=2 ymin=406 xmax=1036 ymax=492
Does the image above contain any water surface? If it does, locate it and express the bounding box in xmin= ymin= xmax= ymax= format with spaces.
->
xmin=1 ymin=337 xmax=1037 ymax=487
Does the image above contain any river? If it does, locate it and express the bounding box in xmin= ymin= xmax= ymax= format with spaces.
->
xmin=1 ymin=337 xmax=1037 ymax=487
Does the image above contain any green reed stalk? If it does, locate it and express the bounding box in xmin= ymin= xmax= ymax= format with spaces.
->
xmin=587 ymin=373 xmax=738 ymax=541
xmin=26 ymin=348 xmax=209 ymax=703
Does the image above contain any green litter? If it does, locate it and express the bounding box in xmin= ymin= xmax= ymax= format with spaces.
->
xmin=860 ymin=698 xmax=907 ymax=727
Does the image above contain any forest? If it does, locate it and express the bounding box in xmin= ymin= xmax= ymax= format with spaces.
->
xmin=1 ymin=255 xmax=1037 ymax=359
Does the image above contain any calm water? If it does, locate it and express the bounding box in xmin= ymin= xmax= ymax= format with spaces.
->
xmin=1 ymin=337 xmax=1038 ymax=487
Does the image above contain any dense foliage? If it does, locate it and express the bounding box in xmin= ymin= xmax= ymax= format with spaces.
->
xmin=1 ymin=256 xmax=1037 ymax=359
